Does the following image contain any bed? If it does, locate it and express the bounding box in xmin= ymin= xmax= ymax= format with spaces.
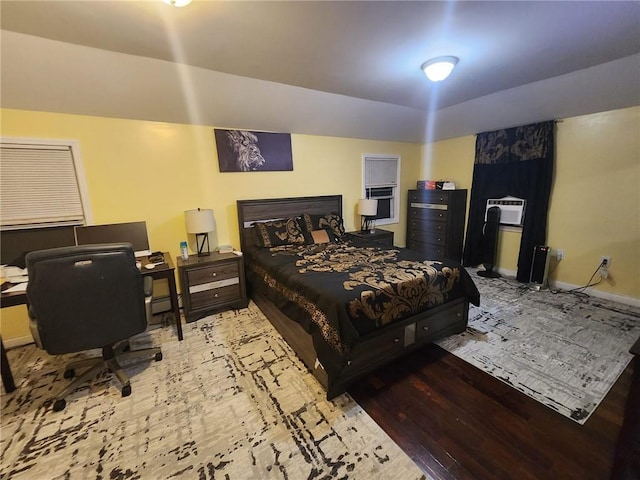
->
xmin=237 ymin=194 xmax=480 ymax=399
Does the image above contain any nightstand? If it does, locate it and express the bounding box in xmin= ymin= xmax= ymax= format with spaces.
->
xmin=177 ymin=252 xmax=248 ymax=323
xmin=346 ymin=229 xmax=394 ymax=248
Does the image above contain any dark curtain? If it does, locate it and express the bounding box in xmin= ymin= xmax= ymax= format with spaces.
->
xmin=463 ymin=121 xmax=555 ymax=282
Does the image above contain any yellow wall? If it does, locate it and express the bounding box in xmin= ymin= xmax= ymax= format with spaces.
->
xmin=0 ymin=108 xmax=421 ymax=340
xmin=422 ymin=106 xmax=640 ymax=300
xmin=3 ymin=106 xmax=638 ymax=341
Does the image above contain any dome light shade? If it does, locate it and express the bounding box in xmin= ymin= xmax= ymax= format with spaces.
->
xmin=163 ymin=0 xmax=192 ymax=7
xmin=421 ymin=56 xmax=459 ymax=82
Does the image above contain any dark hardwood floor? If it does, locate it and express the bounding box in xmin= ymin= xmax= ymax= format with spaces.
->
xmin=349 ymin=343 xmax=632 ymax=480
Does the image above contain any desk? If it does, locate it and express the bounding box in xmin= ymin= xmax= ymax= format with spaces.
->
xmin=0 ymin=252 xmax=183 ymax=393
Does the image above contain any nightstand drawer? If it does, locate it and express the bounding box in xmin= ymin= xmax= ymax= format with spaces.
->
xmin=187 ymin=262 xmax=239 ymax=286
xmin=346 ymin=229 xmax=394 ymax=248
xmin=190 ymin=283 xmax=241 ymax=309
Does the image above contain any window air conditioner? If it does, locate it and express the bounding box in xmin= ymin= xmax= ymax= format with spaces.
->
xmin=485 ymin=196 xmax=526 ymax=226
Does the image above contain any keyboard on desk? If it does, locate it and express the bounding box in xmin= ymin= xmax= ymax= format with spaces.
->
xmin=147 ymin=252 xmax=165 ymax=263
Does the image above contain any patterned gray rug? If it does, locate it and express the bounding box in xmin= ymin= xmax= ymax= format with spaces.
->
xmin=1 ymin=303 xmax=428 ymax=479
xmin=437 ymin=270 xmax=640 ymax=424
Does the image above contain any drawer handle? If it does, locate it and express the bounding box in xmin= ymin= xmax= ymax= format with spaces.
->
xmin=214 ymin=293 xmax=219 ymax=298
xmin=457 ymin=312 xmax=462 ymax=318
xmin=394 ymin=338 xmax=400 ymax=343
xmin=422 ymin=326 xmax=429 ymax=331
xmin=437 ymin=238 xmax=442 ymax=242
xmin=212 ymin=272 xmax=217 ymax=277
xmin=439 ymin=197 xmax=444 ymax=202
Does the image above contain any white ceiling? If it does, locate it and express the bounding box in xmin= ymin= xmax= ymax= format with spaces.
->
xmin=1 ymin=1 xmax=639 ymax=143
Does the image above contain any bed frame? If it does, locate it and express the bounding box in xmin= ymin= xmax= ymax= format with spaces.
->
xmin=237 ymin=195 xmax=470 ymax=399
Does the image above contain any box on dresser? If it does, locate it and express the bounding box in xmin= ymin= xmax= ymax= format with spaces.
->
xmin=177 ymin=252 xmax=248 ymax=323
xmin=406 ymin=189 xmax=467 ymax=262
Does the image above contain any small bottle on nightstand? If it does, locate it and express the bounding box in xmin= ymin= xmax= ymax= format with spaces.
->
xmin=180 ymin=241 xmax=189 ymax=260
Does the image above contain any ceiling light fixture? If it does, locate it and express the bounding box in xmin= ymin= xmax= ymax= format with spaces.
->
xmin=162 ymin=0 xmax=192 ymax=7
xmin=421 ymin=56 xmax=459 ymax=82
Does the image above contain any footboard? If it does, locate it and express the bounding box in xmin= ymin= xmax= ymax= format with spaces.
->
xmin=254 ymin=292 xmax=469 ymax=399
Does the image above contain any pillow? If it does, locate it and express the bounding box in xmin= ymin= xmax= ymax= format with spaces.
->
xmin=253 ymin=217 xmax=306 ymax=248
xmin=304 ymin=228 xmax=337 ymax=245
xmin=301 ymin=212 xmax=345 ymax=239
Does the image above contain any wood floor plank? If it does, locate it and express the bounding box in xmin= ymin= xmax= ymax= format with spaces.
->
xmin=349 ymin=343 xmax=630 ymax=480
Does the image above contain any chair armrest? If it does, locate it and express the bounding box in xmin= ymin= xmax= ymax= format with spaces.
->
xmin=143 ymin=276 xmax=153 ymax=298
xmin=143 ymin=276 xmax=153 ymax=321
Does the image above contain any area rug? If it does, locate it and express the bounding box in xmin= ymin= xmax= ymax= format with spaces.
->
xmin=1 ymin=303 xmax=428 ymax=479
xmin=436 ymin=270 xmax=640 ymax=424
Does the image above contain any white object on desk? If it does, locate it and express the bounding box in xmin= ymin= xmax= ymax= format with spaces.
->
xmin=4 ymin=282 xmax=28 ymax=293
xmin=4 ymin=266 xmax=27 ymax=278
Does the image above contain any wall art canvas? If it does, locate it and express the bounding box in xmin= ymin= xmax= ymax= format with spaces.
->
xmin=214 ymin=129 xmax=293 ymax=172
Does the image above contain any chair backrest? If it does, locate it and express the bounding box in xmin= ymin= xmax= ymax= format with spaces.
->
xmin=26 ymin=243 xmax=148 ymax=355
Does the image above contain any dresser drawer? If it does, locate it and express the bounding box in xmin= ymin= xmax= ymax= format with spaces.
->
xmin=416 ymin=300 xmax=466 ymax=342
xmin=407 ymin=239 xmax=445 ymax=258
xmin=407 ymin=230 xmax=446 ymax=246
xmin=408 ymin=218 xmax=447 ymax=235
xmin=186 ymin=261 xmax=239 ymax=286
xmin=409 ymin=190 xmax=452 ymax=205
xmin=409 ymin=206 xmax=448 ymax=222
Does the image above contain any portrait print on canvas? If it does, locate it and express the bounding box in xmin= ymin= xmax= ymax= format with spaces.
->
xmin=214 ymin=129 xmax=293 ymax=172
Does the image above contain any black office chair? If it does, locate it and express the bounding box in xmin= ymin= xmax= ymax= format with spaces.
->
xmin=26 ymin=243 xmax=162 ymax=412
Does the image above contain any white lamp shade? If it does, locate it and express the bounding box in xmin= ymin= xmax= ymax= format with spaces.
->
xmin=421 ymin=56 xmax=458 ymax=82
xmin=185 ymin=208 xmax=216 ymax=234
xmin=358 ymin=199 xmax=378 ymax=216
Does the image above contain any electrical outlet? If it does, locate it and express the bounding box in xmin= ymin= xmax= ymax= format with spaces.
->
xmin=556 ymin=249 xmax=564 ymax=260
xmin=599 ymin=256 xmax=611 ymax=279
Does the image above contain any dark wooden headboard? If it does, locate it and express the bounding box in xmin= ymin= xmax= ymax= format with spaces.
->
xmin=237 ymin=195 xmax=343 ymax=252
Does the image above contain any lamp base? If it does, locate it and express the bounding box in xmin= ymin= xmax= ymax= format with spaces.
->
xmin=361 ymin=217 xmax=376 ymax=234
xmin=195 ymin=233 xmax=211 ymax=256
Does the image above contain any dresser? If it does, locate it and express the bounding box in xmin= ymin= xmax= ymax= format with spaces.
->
xmin=406 ymin=189 xmax=467 ymax=262
xmin=177 ymin=252 xmax=248 ymax=323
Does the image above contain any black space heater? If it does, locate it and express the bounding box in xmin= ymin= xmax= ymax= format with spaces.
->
xmin=478 ymin=206 xmax=501 ymax=278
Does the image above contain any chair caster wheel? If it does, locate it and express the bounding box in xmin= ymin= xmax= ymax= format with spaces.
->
xmin=121 ymin=384 xmax=132 ymax=397
xmin=155 ymin=352 xmax=163 ymax=362
xmin=53 ymin=399 xmax=66 ymax=412
xmin=63 ymin=369 xmax=75 ymax=379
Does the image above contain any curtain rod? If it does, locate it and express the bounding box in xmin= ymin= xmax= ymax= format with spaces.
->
xmin=474 ymin=119 xmax=563 ymax=136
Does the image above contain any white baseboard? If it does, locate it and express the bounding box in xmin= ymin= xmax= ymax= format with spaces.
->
xmin=3 ymin=335 xmax=34 ymax=349
xmin=494 ymin=267 xmax=640 ymax=308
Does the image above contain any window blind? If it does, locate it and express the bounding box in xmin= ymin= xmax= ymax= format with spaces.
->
xmin=364 ymin=156 xmax=398 ymax=187
xmin=1 ymin=143 xmax=86 ymax=230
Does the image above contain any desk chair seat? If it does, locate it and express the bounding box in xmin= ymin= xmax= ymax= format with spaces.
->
xmin=26 ymin=243 xmax=162 ymax=412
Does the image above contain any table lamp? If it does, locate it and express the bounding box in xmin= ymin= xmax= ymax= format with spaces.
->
xmin=185 ymin=208 xmax=216 ymax=256
xmin=358 ymin=198 xmax=378 ymax=233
